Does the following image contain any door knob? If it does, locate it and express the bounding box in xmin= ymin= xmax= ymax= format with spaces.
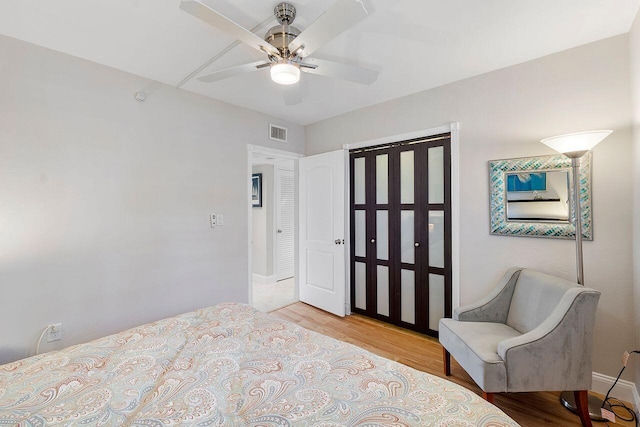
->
xmin=335 ymin=239 xmax=342 ymax=245
xmin=370 ymin=239 xmax=375 ymax=243
xmin=414 ymin=242 xmax=420 ymax=247
xmin=277 ymin=229 xmax=283 ymax=233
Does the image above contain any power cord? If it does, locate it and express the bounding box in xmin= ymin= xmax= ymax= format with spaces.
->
xmin=601 ymin=350 xmax=639 ymax=427
xmin=35 ymin=325 xmax=54 ymax=356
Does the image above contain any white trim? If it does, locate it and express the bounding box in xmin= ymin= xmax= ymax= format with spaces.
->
xmin=248 ymin=144 xmax=304 ymax=160
xmin=450 ymin=123 xmax=460 ymax=309
xmin=247 ymin=147 xmax=254 ymax=306
xmin=343 ymin=149 xmax=351 ymax=314
xmin=252 ymin=273 xmax=277 ymax=285
xmin=275 ymin=161 xmax=295 ymax=172
xmin=591 ymin=371 xmax=639 ymax=410
xmin=342 ymin=122 xmax=461 ymax=312
xmin=271 ymin=166 xmax=278 ymax=279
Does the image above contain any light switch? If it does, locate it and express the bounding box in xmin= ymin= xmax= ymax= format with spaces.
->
xmin=217 ymin=214 xmax=224 ymax=226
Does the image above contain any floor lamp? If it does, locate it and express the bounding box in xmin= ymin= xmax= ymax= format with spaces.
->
xmin=540 ymin=129 xmax=612 ymax=421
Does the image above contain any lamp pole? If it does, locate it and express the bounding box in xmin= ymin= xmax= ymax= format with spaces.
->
xmin=541 ymin=130 xmax=612 ymax=422
xmin=572 ymin=157 xmax=584 ymax=285
xmin=558 ymin=153 xmax=606 ymax=421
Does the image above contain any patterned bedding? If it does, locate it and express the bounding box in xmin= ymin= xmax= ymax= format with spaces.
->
xmin=0 ymin=303 xmax=519 ymax=426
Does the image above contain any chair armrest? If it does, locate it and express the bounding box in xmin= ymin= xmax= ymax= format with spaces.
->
xmin=497 ymin=288 xmax=600 ymax=392
xmin=454 ymin=268 xmax=522 ymax=322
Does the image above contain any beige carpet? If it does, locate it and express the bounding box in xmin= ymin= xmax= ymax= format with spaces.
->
xmin=252 ymin=278 xmax=297 ymax=312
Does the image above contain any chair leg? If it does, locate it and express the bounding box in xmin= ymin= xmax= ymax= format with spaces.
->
xmin=573 ymin=390 xmax=592 ymax=427
xmin=482 ymin=391 xmax=494 ymax=404
xmin=442 ymin=347 xmax=451 ymax=376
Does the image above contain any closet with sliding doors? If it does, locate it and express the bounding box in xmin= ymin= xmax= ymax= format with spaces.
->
xmin=349 ymin=133 xmax=452 ymax=337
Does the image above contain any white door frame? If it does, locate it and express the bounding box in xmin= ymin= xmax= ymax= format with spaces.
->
xmin=343 ymin=122 xmax=461 ymax=311
xmin=247 ymin=145 xmax=303 ymax=306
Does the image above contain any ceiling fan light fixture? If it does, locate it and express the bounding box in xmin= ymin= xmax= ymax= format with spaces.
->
xmin=270 ymin=62 xmax=300 ymax=85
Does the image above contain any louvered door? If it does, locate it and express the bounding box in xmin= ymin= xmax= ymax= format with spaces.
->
xmin=276 ymin=168 xmax=295 ymax=280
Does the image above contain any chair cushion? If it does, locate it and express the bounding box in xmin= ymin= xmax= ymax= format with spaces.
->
xmin=439 ymin=319 xmax=521 ymax=393
xmin=506 ymin=269 xmax=577 ymax=333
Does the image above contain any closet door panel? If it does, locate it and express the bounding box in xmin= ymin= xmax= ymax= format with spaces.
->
xmin=400 ymin=211 xmax=415 ymax=264
xmin=376 ymin=211 xmax=389 ymax=261
xmin=377 ymin=266 xmax=390 ymax=317
xmin=400 ymin=151 xmax=414 ymax=204
xmin=428 ymin=274 xmax=445 ymax=331
xmin=354 ymin=262 xmax=367 ymax=310
xmin=376 ymin=154 xmax=389 ymax=204
xmin=400 ymin=269 xmax=416 ymax=325
xmin=355 ymin=210 xmax=366 ymax=258
xmin=350 ymin=134 xmax=451 ymax=337
xmin=428 ymin=146 xmax=445 ymax=204
xmin=428 ymin=211 xmax=445 ymax=269
xmin=354 ymin=157 xmax=366 ymax=204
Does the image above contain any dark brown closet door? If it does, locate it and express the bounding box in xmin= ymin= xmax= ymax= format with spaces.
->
xmin=350 ymin=133 xmax=451 ymax=337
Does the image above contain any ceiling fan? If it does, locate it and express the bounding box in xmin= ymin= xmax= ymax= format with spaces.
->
xmin=180 ymin=0 xmax=378 ymax=86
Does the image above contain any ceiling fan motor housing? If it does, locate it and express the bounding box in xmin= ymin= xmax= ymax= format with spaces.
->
xmin=274 ymin=2 xmax=296 ymax=24
xmin=265 ymin=3 xmax=300 ymax=56
xmin=265 ymin=24 xmax=300 ymax=55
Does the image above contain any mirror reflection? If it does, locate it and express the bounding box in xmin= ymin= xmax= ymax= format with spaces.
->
xmin=505 ymin=170 xmax=570 ymax=222
xmin=489 ymin=153 xmax=592 ymax=240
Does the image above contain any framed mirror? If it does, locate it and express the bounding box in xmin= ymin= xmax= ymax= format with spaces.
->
xmin=489 ymin=153 xmax=592 ymax=239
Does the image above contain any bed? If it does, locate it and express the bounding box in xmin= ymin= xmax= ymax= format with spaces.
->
xmin=0 ymin=303 xmax=519 ymax=426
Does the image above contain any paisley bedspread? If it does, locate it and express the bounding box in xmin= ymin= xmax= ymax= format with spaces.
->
xmin=0 ymin=303 xmax=519 ymax=426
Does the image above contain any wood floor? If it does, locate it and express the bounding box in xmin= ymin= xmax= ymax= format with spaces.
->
xmin=271 ymin=302 xmax=636 ymax=427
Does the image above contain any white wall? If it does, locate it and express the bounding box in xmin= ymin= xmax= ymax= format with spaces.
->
xmin=630 ymin=9 xmax=640 ymax=395
xmin=306 ymin=35 xmax=634 ymax=380
xmin=251 ymin=164 xmax=274 ymax=278
xmin=0 ymin=35 xmax=304 ymax=363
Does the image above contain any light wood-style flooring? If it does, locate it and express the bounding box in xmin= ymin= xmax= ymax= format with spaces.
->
xmin=271 ymin=302 xmax=636 ymax=427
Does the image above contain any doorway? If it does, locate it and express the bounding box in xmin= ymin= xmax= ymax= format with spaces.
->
xmin=249 ymin=146 xmax=301 ymax=312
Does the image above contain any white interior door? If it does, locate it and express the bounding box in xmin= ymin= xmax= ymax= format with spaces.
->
xmin=276 ymin=168 xmax=295 ymax=281
xmin=299 ymin=150 xmax=346 ymax=317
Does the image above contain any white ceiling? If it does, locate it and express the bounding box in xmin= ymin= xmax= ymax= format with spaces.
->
xmin=1 ymin=0 xmax=639 ymax=125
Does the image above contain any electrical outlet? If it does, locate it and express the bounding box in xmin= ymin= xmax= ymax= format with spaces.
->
xmin=210 ymin=214 xmax=217 ymax=228
xmin=601 ymin=407 xmax=615 ymax=423
xmin=622 ymin=350 xmax=630 ymax=366
xmin=46 ymin=323 xmax=62 ymax=342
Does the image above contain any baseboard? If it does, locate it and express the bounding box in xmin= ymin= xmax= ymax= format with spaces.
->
xmin=252 ymin=273 xmax=277 ymax=285
xmin=591 ymin=371 xmax=639 ymax=410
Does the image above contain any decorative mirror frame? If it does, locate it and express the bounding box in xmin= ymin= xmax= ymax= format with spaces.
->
xmin=489 ymin=153 xmax=592 ymax=239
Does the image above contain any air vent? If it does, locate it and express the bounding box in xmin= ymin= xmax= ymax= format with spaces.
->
xmin=269 ymin=124 xmax=288 ymax=142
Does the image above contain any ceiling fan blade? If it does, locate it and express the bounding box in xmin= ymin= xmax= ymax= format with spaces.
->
xmin=288 ymin=0 xmax=372 ymax=58
xmin=197 ymin=61 xmax=270 ymax=83
xmin=282 ymin=83 xmax=304 ymax=106
xmin=301 ymin=58 xmax=378 ymax=85
xmin=180 ymin=0 xmax=281 ymax=58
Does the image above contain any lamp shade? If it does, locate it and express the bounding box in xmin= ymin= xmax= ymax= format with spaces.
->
xmin=540 ymin=130 xmax=612 ymax=158
xmin=270 ymin=62 xmax=300 ymax=85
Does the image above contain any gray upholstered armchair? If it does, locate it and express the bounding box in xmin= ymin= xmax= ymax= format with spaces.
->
xmin=439 ymin=268 xmax=600 ymax=427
